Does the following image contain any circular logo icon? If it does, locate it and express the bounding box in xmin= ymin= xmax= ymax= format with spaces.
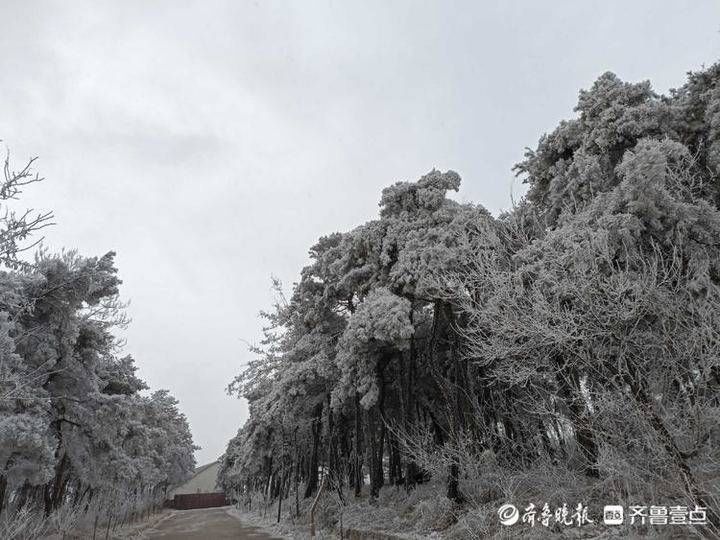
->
xmin=498 ymin=503 xmax=519 ymax=526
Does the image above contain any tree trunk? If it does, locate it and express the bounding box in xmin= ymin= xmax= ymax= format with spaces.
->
xmin=0 ymin=474 xmax=6 ymax=515
xmin=403 ymin=310 xmax=419 ymax=490
xmin=445 ymin=302 xmax=465 ymax=504
xmin=294 ymin=431 xmax=300 ymax=516
xmin=276 ymin=466 xmax=283 ymax=524
xmin=555 ymin=364 xmax=599 ymax=478
xmin=353 ymin=393 xmax=363 ymax=497
xmin=446 ymin=462 xmax=461 ymax=502
xmin=304 ymin=403 xmax=323 ymax=498
xmin=45 ymin=453 xmax=70 ymax=514
xmin=629 ymin=376 xmax=706 ymax=506
xmin=309 ymin=474 xmax=326 ymax=537
xmin=365 ymin=405 xmax=384 ymax=499
xmin=388 ymin=433 xmax=402 ymax=486
xmin=446 ymin=359 xmax=465 ymax=504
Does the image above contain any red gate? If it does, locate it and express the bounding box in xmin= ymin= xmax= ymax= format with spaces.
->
xmin=172 ymin=492 xmax=229 ymax=510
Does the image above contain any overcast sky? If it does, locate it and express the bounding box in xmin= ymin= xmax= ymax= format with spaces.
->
xmin=0 ymin=1 xmax=718 ymax=465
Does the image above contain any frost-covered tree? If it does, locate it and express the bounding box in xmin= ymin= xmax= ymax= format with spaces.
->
xmin=224 ymin=169 xmax=496 ymax=503
xmin=0 ymin=148 xmax=196 ymax=524
xmin=221 ymin=62 xmax=720 ymax=532
xmin=461 ymin=68 xmax=720 ymax=508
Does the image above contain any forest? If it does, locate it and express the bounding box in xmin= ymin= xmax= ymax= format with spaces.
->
xmin=0 ymin=155 xmax=197 ymax=536
xmin=219 ymin=63 xmax=720 ymax=537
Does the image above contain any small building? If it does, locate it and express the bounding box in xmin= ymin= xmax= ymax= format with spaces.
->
xmin=170 ymin=461 xmax=222 ymax=496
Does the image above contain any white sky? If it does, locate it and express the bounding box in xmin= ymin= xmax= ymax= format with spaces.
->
xmin=0 ymin=1 xmax=718 ymax=465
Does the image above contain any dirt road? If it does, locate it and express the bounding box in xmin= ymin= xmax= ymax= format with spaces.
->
xmin=143 ymin=506 xmax=282 ymax=539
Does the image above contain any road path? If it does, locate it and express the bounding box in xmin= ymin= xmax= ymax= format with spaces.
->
xmin=143 ymin=506 xmax=282 ymax=539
